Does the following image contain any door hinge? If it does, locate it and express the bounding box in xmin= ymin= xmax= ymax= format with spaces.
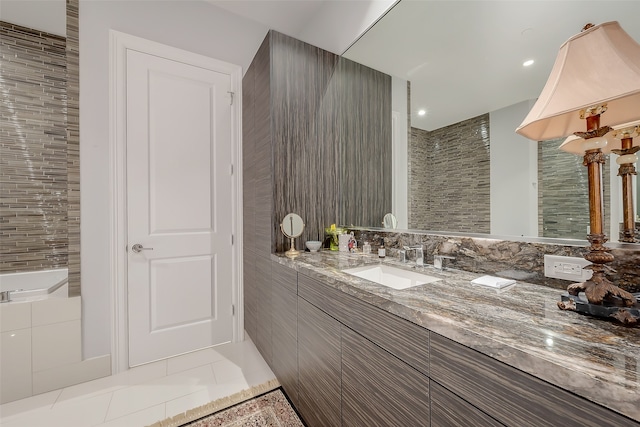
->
xmin=231 ymin=234 xmax=234 ymax=245
xmin=231 ymin=305 xmax=235 ymax=315
xmin=228 ymin=91 xmax=234 ymax=105
xmin=230 ymin=164 xmax=233 ymax=175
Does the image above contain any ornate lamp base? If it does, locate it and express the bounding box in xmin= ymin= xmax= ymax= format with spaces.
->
xmin=558 ymin=291 xmax=639 ymax=326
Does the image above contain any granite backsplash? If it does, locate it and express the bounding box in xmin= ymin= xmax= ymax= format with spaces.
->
xmin=350 ymin=229 xmax=640 ymax=293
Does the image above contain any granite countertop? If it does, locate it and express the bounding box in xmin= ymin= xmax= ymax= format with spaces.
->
xmin=272 ymin=250 xmax=640 ymax=422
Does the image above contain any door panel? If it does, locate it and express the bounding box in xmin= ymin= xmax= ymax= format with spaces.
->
xmin=149 ymin=256 xmax=214 ymax=330
xmin=126 ymin=48 xmax=233 ymax=366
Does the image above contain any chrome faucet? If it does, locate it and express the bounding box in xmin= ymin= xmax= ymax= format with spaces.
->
xmin=1 ymin=290 xmax=11 ymax=303
xmin=403 ymin=245 xmax=424 ymax=266
xmin=434 ymin=255 xmax=455 ymax=270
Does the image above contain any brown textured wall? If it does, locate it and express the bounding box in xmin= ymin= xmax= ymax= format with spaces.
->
xmin=243 ymin=31 xmax=392 ymax=350
xmin=409 ymin=114 xmax=491 ymax=233
xmin=0 ymin=22 xmax=68 ymax=274
xmin=242 ymin=35 xmax=272 ymax=343
xmin=269 ymin=31 xmax=391 ymax=252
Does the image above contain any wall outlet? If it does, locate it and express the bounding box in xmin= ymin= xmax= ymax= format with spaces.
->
xmin=543 ymin=255 xmax=593 ymax=282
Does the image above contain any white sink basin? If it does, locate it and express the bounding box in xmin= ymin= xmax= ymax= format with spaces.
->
xmin=342 ymin=264 xmax=441 ymax=290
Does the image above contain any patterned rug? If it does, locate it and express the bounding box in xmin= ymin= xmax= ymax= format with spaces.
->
xmin=183 ymin=388 xmax=304 ymax=426
xmin=148 ymin=381 xmax=304 ymax=427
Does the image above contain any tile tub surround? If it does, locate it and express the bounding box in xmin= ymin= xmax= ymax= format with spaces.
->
xmin=352 ymin=229 xmax=640 ymax=293
xmin=0 ymin=297 xmax=110 ymax=404
xmin=273 ymin=251 xmax=640 ymax=422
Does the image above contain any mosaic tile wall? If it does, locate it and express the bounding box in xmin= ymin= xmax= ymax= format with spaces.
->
xmin=0 ymin=22 xmax=68 ymax=274
xmin=538 ymin=138 xmax=610 ymax=240
xmin=408 ymin=114 xmax=491 ymax=233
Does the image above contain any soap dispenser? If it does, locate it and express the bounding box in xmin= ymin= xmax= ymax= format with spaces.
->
xmin=378 ymin=238 xmax=386 ymax=258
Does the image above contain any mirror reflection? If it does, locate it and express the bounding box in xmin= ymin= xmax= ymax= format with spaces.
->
xmin=342 ymin=0 xmax=640 ymax=243
xmin=383 ymin=213 xmax=398 ymax=229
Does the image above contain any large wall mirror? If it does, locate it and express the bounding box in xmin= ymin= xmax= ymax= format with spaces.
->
xmin=343 ymin=0 xmax=640 ymax=244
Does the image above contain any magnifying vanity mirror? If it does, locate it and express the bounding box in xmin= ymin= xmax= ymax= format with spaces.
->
xmin=280 ymin=213 xmax=305 ymax=257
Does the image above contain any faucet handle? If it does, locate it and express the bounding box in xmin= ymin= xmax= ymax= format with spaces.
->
xmin=434 ymin=255 xmax=455 ymax=270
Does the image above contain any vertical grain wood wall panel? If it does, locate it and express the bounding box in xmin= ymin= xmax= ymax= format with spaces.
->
xmin=271 ymin=31 xmax=340 ymax=251
xmin=334 ymin=58 xmax=392 ymax=228
xmin=270 ymin=31 xmax=391 ymax=252
xmin=242 ymin=36 xmax=271 ymax=347
xmin=252 ymin=37 xmax=273 ymax=256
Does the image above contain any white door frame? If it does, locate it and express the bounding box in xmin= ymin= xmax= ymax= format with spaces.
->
xmin=109 ymin=30 xmax=244 ymax=373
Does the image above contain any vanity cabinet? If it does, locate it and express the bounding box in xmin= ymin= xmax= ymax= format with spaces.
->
xmin=430 ymin=381 xmax=504 ymax=427
xmin=260 ymin=263 xmax=638 ymax=427
xmin=298 ymin=272 xmax=430 ymax=376
xmin=430 ymin=333 xmax=639 ymax=427
xmin=341 ymin=327 xmax=430 ymax=426
xmin=270 ymin=261 xmax=298 ymax=406
xmin=297 ymin=296 xmax=342 ymax=427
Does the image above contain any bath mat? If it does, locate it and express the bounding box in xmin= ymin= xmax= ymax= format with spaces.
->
xmin=182 ymin=388 xmax=304 ymax=426
xmin=148 ymin=379 xmax=304 ymax=427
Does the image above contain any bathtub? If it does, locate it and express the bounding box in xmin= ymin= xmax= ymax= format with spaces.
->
xmin=0 ymin=268 xmax=68 ymax=301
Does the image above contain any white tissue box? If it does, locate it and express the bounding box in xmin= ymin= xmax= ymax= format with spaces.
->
xmin=470 ymin=275 xmax=516 ymax=289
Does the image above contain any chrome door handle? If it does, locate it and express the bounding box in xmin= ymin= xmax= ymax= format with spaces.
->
xmin=131 ymin=244 xmax=154 ymax=253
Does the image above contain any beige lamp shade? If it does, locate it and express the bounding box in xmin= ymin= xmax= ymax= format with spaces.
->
xmin=559 ymin=120 xmax=640 ymax=154
xmin=516 ymin=21 xmax=640 ymax=141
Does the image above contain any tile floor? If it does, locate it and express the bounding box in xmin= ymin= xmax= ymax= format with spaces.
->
xmin=0 ymin=336 xmax=275 ymax=427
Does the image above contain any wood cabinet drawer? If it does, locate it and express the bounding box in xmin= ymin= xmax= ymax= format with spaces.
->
xmin=430 ymin=381 xmax=503 ymax=427
xmin=430 ymin=332 xmax=638 ymax=427
xmin=342 ymin=328 xmax=429 ymax=426
xmin=298 ymin=273 xmax=429 ymax=376
xmin=297 ymin=297 xmax=341 ymax=427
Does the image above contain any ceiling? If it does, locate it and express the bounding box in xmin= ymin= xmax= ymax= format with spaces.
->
xmin=5 ymin=1 xmax=638 ymax=132
xmin=342 ymin=1 xmax=640 ymax=131
xmin=207 ymin=0 xmax=397 ymax=54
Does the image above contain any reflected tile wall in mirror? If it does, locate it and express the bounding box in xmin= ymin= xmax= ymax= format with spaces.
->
xmin=409 ymin=114 xmax=491 ymax=233
xmin=538 ymin=138 xmax=610 ymax=239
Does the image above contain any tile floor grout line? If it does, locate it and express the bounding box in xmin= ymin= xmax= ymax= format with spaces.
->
xmin=101 ymin=391 xmax=116 ymax=425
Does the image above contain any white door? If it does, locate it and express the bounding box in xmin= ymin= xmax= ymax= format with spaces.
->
xmin=126 ymin=49 xmax=233 ymax=367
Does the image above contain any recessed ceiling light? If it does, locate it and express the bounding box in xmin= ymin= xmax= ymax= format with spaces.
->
xmin=523 ymin=59 xmax=534 ymax=67
xmin=418 ymin=109 xmax=426 ymax=116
